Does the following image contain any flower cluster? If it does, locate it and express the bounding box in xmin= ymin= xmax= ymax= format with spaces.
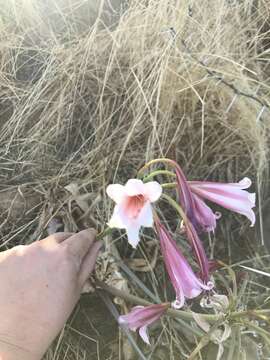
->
xmin=106 ymin=159 xmax=255 ymax=344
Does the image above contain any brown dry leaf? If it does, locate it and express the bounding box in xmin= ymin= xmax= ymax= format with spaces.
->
xmin=95 ymin=251 xmax=129 ymax=307
xmin=64 ymin=182 xmax=101 ymax=228
xmin=64 ymin=183 xmax=90 ymax=214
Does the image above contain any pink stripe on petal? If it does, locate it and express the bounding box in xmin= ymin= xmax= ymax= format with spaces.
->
xmin=189 ymin=177 xmax=252 ymax=190
xmin=192 ymin=186 xmax=252 ymax=202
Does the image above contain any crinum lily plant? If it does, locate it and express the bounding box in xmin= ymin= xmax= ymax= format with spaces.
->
xmin=104 ymin=158 xmax=255 ymax=344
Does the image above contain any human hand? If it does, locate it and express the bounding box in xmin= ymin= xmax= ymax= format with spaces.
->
xmin=0 ymin=229 xmax=102 ymax=360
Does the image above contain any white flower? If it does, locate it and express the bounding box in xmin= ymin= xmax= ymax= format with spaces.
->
xmin=106 ymin=179 xmax=162 ymax=248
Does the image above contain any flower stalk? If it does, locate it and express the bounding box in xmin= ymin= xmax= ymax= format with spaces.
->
xmin=161 ymin=193 xmax=210 ymax=282
xmin=155 ymin=219 xmax=213 ymax=308
xmin=95 ymin=280 xmax=270 ymax=323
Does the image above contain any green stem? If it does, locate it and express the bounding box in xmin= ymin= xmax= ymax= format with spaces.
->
xmin=143 ymin=170 xmax=176 ymax=182
xmin=239 ymin=319 xmax=270 ymax=347
xmin=162 ymin=182 xmax=177 ymax=189
xmin=161 ymin=193 xmax=189 ymax=223
xmin=138 ymin=158 xmax=177 ymax=178
xmin=96 ymin=280 xmax=270 ymax=319
xmin=96 ymin=280 xmax=270 ymax=339
xmin=217 ymin=260 xmax=237 ymax=309
xmin=96 ymin=280 xmax=221 ymax=323
xmin=235 ymin=325 xmax=241 ymax=360
xmin=226 ymin=326 xmax=237 ymax=360
xmin=223 ymin=309 xmax=270 ymax=321
xmin=187 ymin=317 xmax=226 ymax=360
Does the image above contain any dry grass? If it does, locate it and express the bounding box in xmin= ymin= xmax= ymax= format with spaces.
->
xmin=0 ymin=0 xmax=270 ymax=358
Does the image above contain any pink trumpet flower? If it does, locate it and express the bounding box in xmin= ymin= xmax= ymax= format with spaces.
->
xmin=188 ymin=178 xmax=256 ymax=227
xmin=171 ymin=160 xmax=255 ymax=231
xmin=155 ymin=220 xmax=213 ymax=309
xmin=185 ymin=220 xmax=210 ymax=282
xmin=118 ymin=303 xmax=169 ymax=344
xmin=107 ymin=179 xmax=162 ymax=248
xmin=171 ymin=160 xmax=218 ymax=233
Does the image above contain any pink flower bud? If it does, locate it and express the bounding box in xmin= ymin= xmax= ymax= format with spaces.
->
xmin=118 ymin=303 xmax=169 ymax=344
xmin=155 ymin=220 xmax=213 ymax=309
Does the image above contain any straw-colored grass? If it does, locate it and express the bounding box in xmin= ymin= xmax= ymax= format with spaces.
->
xmin=0 ymin=0 xmax=270 ymax=358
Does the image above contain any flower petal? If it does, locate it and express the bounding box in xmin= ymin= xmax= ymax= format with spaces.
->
xmin=118 ymin=315 xmax=129 ymax=325
xmin=185 ymin=221 xmax=210 ymax=283
xmin=137 ymin=202 xmax=153 ymax=227
xmin=139 ymin=326 xmax=150 ymax=345
xmin=192 ymin=193 xmax=217 ymax=232
xmin=125 ymin=179 xmax=145 ymax=196
xmin=118 ymin=304 xmax=168 ymax=344
xmin=107 ymin=204 xmax=127 ymax=229
xmin=143 ymin=181 xmax=162 ymax=202
xmin=156 ymin=220 xmax=211 ymax=305
xmin=107 ymin=179 xmax=160 ymax=247
xmin=126 ymin=224 xmax=141 ymax=248
xmin=189 ymin=181 xmax=256 ymax=226
xmin=189 ymin=177 xmax=253 ymax=190
xmin=106 ymin=184 xmax=126 ymax=204
xmin=236 ymin=177 xmax=252 ymax=189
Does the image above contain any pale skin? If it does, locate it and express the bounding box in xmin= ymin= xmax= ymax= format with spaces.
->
xmin=0 ymin=229 xmax=102 ymax=360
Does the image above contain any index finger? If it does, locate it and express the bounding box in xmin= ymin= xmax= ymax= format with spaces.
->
xmin=40 ymin=232 xmax=74 ymax=246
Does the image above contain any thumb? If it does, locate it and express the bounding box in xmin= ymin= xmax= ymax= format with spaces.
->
xmin=61 ymin=229 xmax=97 ymax=262
xmin=79 ymin=241 xmax=103 ymax=286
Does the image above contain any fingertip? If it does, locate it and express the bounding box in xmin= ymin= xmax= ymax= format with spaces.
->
xmin=61 ymin=228 xmax=97 ymax=261
xmin=81 ymin=228 xmax=97 ymax=239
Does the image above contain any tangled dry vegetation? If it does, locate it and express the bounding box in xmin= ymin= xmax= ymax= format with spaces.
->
xmin=0 ymin=0 xmax=270 ymax=359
